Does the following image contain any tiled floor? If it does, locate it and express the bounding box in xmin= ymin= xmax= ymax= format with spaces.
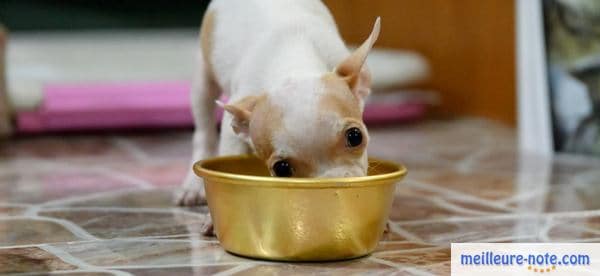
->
xmin=2 ymin=118 xmax=600 ymax=275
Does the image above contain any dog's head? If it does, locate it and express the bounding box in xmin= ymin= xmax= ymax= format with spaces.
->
xmin=222 ymin=18 xmax=380 ymax=178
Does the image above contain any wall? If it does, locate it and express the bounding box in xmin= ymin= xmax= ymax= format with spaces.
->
xmin=324 ymin=0 xmax=516 ymax=125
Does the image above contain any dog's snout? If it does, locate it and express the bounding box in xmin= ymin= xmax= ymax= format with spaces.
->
xmin=318 ymin=167 xmax=365 ymax=178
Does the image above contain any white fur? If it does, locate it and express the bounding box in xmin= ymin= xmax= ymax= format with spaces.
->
xmin=177 ymin=0 xmax=375 ymax=207
xmin=209 ymin=0 xmax=350 ymax=98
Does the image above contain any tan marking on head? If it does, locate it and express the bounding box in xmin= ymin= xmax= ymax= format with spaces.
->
xmin=200 ymin=10 xmax=216 ymax=76
xmin=318 ymin=73 xmax=369 ymax=166
xmin=327 ymin=117 xmax=368 ymax=158
xmin=334 ymin=17 xmax=379 ymax=100
xmin=319 ymin=73 xmax=362 ymax=119
xmin=249 ymin=95 xmax=282 ymax=161
xmin=222 ymin=95 xmax=265 ymax=135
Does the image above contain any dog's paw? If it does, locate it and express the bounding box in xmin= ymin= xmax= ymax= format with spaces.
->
xmin=201 ymin=216 xmax=215 ymax=237
xmin=174 ymin=177 xmax=207 ymax=206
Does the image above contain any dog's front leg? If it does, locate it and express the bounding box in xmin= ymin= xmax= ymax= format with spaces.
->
xmin=194 ymin=113 xmax=251 ymax=236
xmin=175 ymin=53 xmax=220 ymax=207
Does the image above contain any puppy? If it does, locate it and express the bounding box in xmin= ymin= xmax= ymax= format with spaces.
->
xmin=176 ymin=0 xmax=380 ymax=233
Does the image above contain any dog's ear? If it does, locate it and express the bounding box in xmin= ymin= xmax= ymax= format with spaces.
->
xmin=218 ymin=95 xmax=263 ymax=136
xmin=334 ymin=17 xmax=380 ymax=101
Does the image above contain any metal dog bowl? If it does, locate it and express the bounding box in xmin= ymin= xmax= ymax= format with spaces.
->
xmin=193 ymin=155 xmax=407 ymax=261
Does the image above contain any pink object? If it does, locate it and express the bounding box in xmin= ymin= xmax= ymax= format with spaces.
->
xmin=17 ymin=81 xmax=193 ymax=133
xmin=363 ymin=100 xmax=427 ymax=125
xmin=16 ymin=81 xmax=427 ymax=133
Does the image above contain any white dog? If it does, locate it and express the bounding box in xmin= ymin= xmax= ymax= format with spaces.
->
xmin=176 ymin=0 xmax=380 ymax=233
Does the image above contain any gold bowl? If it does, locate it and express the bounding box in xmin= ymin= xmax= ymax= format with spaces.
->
xmin=193 ymin=155 xmax=407 ymax=261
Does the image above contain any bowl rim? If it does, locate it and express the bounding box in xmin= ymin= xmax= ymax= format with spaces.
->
xmin=193 ymin=155 xmax=407 ymax=188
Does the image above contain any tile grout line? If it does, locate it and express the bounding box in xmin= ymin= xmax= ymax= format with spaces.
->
xmin=101 ymin=238 xmax=218 ymax=244
xmin=106 ymin=262 xmax=261 ymax=270
xmin=35 ymin=205 xmax=213 ymax=224
xmin=24 ymin=205 xmax=41 ymax=216
xmin=554 ymin=237 xmax=600 ymax=243
xmin=473 ymin=234 xmax=539 ymax=243
xmin=369 ymin=257 xmax=436 ymax=276
xmin=39 ymin=244 xmax=99 ymax=270
xmin=388 ymin=223 xmax=425 ymax=243
xmin=373 ymin=246 xmax=449 ymax=256
xmin=40 ymin=244 xmax=135 ymax=276
xmin=402 ymin=267 xmax=438 ymax=276
xmin=429 ymin=196 xmax=508 ymax=216
xmin=24 ymin=245 xmax=259 ymax=274
xmin=38 ymin=188 xmax=149 ymax=208
xmin=454 ymin=146 xmax=490 ymax=174
xmin=0 ymin=216 xmax=100 ymax=241
xmin=0 ymin=237 xmax=219 ymax=250
xmin=377 ymin=241 xmax=436 ymax=245
xmin=546 ymin=209 xmax=600 ymax=219
xmin=542 ymin=223 xmax=600 ymax=240
xmin=7 ymin=157 xmax=154 ymax=189
xmin=394 ymin=212 xmax=544 ymax=226
xmin=40 ymin=206 xmax=207 ymax=215
xmin=537 ymin=216 xmax=553 ymax=242
xmin=405 ymin=179 xmax=517 ymax=212
xmin=9 ymin=269 xmax=131 ymax=276
xmin=212 ymin=263 xmax=257 ymax=276
xmin=0 ymin=202 xmax=33 ymax=207
xmin=496 ymin=190 xmax=549 ymax=205
xmin=110 ymin=136 xmax=152 ymax=163
xmin=392 ymin=208 xmax=600 ymax=227
xmin=92 ymin=166 xmax=155 ymax=189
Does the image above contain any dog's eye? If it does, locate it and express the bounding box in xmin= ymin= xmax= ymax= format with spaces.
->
xmin=346 ymin=127 xmax=363 ymax=147
xmin=273 ymin=160 xmax=293 ymax=177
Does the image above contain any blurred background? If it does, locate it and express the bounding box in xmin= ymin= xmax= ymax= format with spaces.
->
xmin=0 ymin=1 xmax=208 ymax=30
xmin=326 ymin=0 xmax=515 ymax=125
xmin=0 ymin=0 xmax=516 ymax=137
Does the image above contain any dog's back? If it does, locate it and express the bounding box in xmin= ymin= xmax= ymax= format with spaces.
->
xmin=203 ymin=0 xmax=350 ymax=91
